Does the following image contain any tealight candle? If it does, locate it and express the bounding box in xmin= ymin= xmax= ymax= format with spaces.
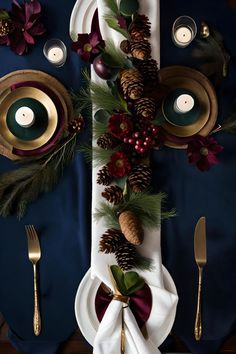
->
xmin=172 ymin=16 xmax=197 ymax=48
xmin=15 ymin=106 xmax=35 ymax=128
xmin=174 ymin=94 xmax=195 ymax=114
xmin=43 ymin=39 xmax=67 ymax=67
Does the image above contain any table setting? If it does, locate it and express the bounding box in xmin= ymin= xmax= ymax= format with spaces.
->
xmin=0 ymin=0 xmax=236 ymax=354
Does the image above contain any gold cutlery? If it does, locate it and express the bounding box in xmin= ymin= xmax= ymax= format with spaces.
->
xmin=25 ymin=225 xmax=41 ymax=336
xmin=194 ymin=216 xmax=207 ymax=341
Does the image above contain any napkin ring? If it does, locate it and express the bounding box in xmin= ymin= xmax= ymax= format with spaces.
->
xmin=113 ymin=294 xmax=130 ymax=305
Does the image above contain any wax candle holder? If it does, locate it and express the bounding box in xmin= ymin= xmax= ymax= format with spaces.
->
xmin=43 ymin=39 xmax=67 ymax=67
xmin=172 ymin=16 xmax=197 ymax=48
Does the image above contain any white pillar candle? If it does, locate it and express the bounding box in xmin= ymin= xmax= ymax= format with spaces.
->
xmin=47 ymin=46 xmax=64 ymax=64
xmin=175 ymin=26 xmax=192 ymax=45
xmin=174 ymin=94 xmax=195 ymax=114
xmin=15 ymin=106 xmax=35 ymax=128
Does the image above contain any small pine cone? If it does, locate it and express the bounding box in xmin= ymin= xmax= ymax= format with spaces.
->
xmin=119 ymin=210 xmax=144 ymax=245
xmin=115 ymin=242 xmax=136 ymax=271
xmin=134 ymin=58 xmax=159 ymax=85
xmin=120 ymin=39 xmax=131 ymax=54
xmin=97 ymin=133 xmax=116 ymax=150
xmin=129 ymin=14 xmax=151 ymax=41
xmin=68 ymin=115 xmax=84 ymax=134
xmin=134 ymin=97 xmax=156 ymax=120
xmin=97 ymin=165 xmax=113 ymax=186
xmin=128 ymin=164 xmax=152 ymax=192
xmin=120 ymin=68 xmax=144 ymax=100
xmin=130 ymin=40 xmax=151 ymax=60
xmin=102 ymin=185 xmax=124 ymax=205
xmin=99 ymin=229 xmax=125 ymax=253
xmin=0 ymin=19 xmax=15 ymax=37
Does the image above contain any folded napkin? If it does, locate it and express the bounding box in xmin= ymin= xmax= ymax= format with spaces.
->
xmin=89 ymin=1 xmax=178 ymax=353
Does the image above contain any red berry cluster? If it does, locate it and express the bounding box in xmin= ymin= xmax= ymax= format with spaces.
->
xmin=123 ymin=124 xmax=159 ymax=154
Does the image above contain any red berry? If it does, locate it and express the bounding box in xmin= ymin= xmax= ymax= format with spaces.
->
xmin=133 ymin=132 xmax=140 ymax=138
xmin=145 ymin=136 xmax=152 ymax=143
xmin=142 ymin=131 xmax=148 ymax=137
xmin=136 ymin=139 xmax=143 ymax=145
xmin=139 ymin=147 xmax=145 ymax=154
xmin=135 ymin=145 xmax=139 ymax=150
xmin=152 ymin=126 xmax=159 ymax=135
xmin=128 ymin=138 xmax=135 ymax=144
xmin=123 ymin=137 xmax=129 ymax=143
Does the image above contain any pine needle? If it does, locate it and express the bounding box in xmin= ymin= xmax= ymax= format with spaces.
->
xmin=103 ymin=39 xmax=127 ymax=68
xmin=94 ymin=202 xmax=119 ymax=228
xmin=93 ymin=119 xmax=108 ymax=140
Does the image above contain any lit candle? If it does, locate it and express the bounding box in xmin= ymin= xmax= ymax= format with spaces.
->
xmin=15 ymin=107 xmax=35 ymax=128
xmin=174 ymin=94 xmax=195 ymax=114
xmin=47 ymin=47 xmax=64 ymax=64
xmin=175 ymin=26 xmax=192 ymax=46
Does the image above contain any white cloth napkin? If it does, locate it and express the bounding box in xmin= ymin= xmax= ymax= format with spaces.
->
xmin=91 ymin=1 xmax=178 ymax=353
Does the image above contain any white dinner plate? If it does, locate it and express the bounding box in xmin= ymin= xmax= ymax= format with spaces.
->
xmin=75 ymin=266 xmax=177 ymax=348
xmin=69 ymin=0 xmax=97 ymax=40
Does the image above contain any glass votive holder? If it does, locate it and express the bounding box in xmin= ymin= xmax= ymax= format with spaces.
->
xmin=43 ymin=39 xmax=67 ymax=67
xmin=172 ymin=16 xmax=197 ymax=48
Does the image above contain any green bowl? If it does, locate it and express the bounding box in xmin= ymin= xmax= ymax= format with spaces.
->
xmin=6 ymin=97 xmax=48 ymax=141
xmin=163 ymin=88 xmax=200 ymax=127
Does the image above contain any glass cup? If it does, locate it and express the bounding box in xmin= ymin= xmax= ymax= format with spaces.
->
xmin=43 ymin=39 xmax=67 ymax=67
xmin=172 ymin=16 xmax=197 ymax=48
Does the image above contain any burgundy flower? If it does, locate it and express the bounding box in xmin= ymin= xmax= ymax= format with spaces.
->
xmin=108 ymin=151 xmax=131 ymax=177
xmin=72 ymin=32 xmax=104 ymax=63
xmin=108 ymin=114 xmax=133 ymax=140
xmin=187 ymin=135 xmax=224 ymax=171
xmin=0 ymin=0 xmax=46 ymax=55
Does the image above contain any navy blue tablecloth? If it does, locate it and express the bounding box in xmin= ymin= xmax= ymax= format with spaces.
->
xmin=155 ymin=0 xmax=236 ymax=353
xmin=0 ymin=0 xmax=91 ymax=353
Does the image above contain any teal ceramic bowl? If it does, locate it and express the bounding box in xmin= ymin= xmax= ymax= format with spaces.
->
xmin=162 ymin=88 xmax=200 ymax=127
xmin=6 ymin=97 xmax=48 ymax=141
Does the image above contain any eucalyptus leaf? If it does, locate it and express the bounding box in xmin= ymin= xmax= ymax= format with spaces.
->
xmin=115 ymin=176 xmax=127 ymax=189
xmin=119 ymin=0 xmax=139 ymax=16
xmin=110 ymin=265 xmax=127 ymax=294
xmin=124 ymin=271 xmax=145 ymax=295
xmin=94 ymin=109 xmax=110 ymax=124
xmin=124 ymin=58 xmax=134 ymax=69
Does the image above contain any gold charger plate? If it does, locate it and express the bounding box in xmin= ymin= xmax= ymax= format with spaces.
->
xmin=0 ymin=87 xmax=58 ymax=150
xmin=158 ymin=66 xmax=218 ymax=149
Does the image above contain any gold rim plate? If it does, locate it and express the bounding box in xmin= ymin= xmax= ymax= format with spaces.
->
xmin=0 ymin=87 xmax=58 ymax=150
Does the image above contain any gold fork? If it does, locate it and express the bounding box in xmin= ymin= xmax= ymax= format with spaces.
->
xmin=25 ymin=225 xmax=41 ymax=336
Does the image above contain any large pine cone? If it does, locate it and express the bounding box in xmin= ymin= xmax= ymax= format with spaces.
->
xmin=134 ymin=58 xmax=159 ymax=85
xmin=130 ymin=40 xmax=151 ymax=60
xmin=97 ymin=165 xmax=113 ymax=186
xmin=0 ymin=19 xmax=14 ymax=37
xmin=128 ymin=164 xmax=152 ymax=192
xmin=99 ymin=229 xmax=125 ymax=253
xmin=129 ymin=14 xmax=151 ymax=41
xmin=115 ymin=242 xmax=136 ymax=271
xmin=120 ymin=68 xmax=144 ymax=100
xmin=102 ymin=185 xmax=123 ymax=205
xmin=134 ymin=97 xmax=156 ymax=120
xmin=97 ymin=133 xmax=117 ymax=150
xmin=119 ymin=210 xmax=144 ymax=245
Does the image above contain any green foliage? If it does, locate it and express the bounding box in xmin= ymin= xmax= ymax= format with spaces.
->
xmin=104 ymin=15 xmax=130 ymax=39
xmin=220 ymin=112 xmax=236 ymax=133
xmin=110 ymin=265 xmax=145 ymax=295
xmin=102 ymin=40 xmax=127 ymax=68
xmin=119 ymin=0 xmax=139 ymax=16
xmin=0 ymin=10 xmax=10 ymax=20
xmin=0 ymin=134 xmax=77 ymax=219
xmin=103 ymin=0 xmax=119 ymax=15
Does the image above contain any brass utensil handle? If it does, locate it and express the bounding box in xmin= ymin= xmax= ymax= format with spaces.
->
xmin=33 ymin=264 xmax=41 ymax=336
xmin=194 ymin=266 xmax=203 ymax=341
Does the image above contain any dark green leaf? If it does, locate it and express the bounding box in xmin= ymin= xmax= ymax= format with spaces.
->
xmin=115 ymin=176 xmax=127 ymax=189
xmin=103 ymin=0 xmax=119 ymax=15
xmin=124 ymin=271 xmax=145 ymax=295
xmin=105 ymin=17 xmax=130 ymax=38
xmin=124 ymin=58 xmax=134 ymax=69
xmin=119 ymin=0 xmax=139 ymax=16
xmin=110 ymin=265 xmax=127 ymax=294
xmin=94 ymin=109 xmax=110 ymax=124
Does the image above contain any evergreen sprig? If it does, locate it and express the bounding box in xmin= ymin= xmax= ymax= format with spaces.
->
xmin=0 ymin=134 xmax=77 ymax=219
xmin=103 ymin=0 xmax=119 ymax=15
xmin=104 ymin=15 xmax=130 ymax=39
xmin=102 ymin=39 xmax=127 ymax=68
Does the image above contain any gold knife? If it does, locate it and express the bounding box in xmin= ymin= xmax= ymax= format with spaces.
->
xmin=194 ymin=216 xmax=207 ymax=341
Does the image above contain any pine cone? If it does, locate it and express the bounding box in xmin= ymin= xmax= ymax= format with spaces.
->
xmin=130 ymin=40 xmax=151 ymax=60
xmin=134 ymin=59 xmax=159 ymax=85
xmin=119 ymin=210 xmax=144 ymax=245
xmin=120 ymin=39 xmax=131 ymax=54
xmin=120 ymin=68 xmax=144 ymax=100
xmin=102 ymin=185 xmax=124 ymax=205
xmin=97 ymin=165 xmax=113 ymax=186
xmin=115 ymin=242 xmax=136 ymax=271
xmin=68 ymin=115 xmax=84 ymax=134
xmin=134 ymin=97 xmax=156 ymax=120
xmin=129 ymin=14 xmax=151 ymax=41
xmin=0 ymin=19 xmax=14 ymax=37
xmin=128 ymin=164 xmax=152 ymax=192
xmin=97 ymin=133 xmax=117 ymax=150
xmin=99 ymin=229 xmax=125 ymax=253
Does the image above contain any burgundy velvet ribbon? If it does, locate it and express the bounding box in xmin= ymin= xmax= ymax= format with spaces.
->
xmin=10 ymin=81 xmax=65 ymax=156
xmin=95 ymin=283 xmax=152 ymax=329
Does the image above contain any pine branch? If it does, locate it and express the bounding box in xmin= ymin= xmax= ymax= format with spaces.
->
xmin=0 ymin=134 xmax=77 ymax=219
xmin=94 ymin=202 xmax=120 ymax=228
xmin=93 ymin=119 xmax=108 ymax=140
xmin=104 ymin=15 xmax=130 ymax=39
xmin=102 ymin=39 xmax=127 ymax=68
xmin=103 ymin=0 xmax=119 ymax=15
